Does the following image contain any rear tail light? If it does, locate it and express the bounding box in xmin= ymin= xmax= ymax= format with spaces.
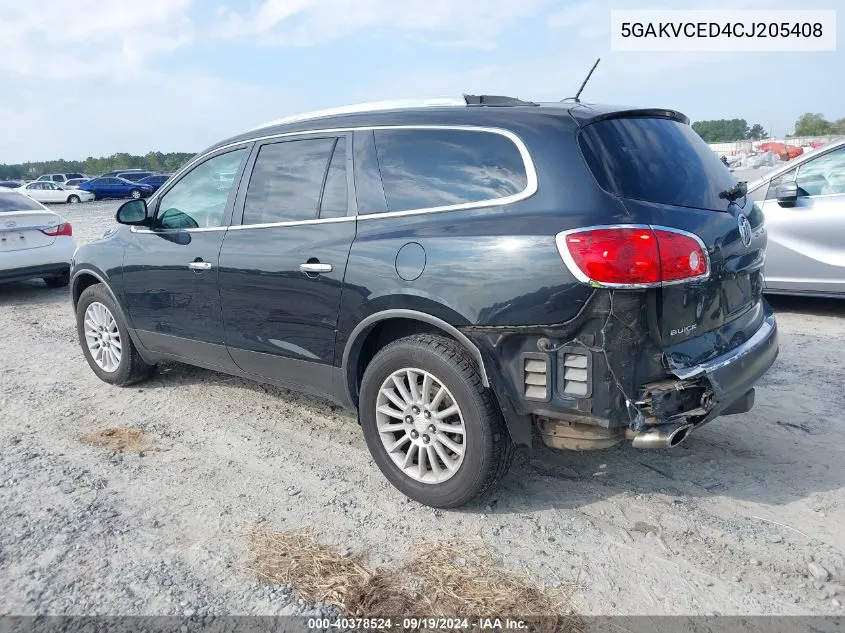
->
xmin=555 ymin=225 xmax=708 ymax=288
xmin=41 ymin=222 xmax=73 ymax=237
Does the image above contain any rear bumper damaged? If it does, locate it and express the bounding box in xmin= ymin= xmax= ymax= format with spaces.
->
xmin=462 ymin=293 xmax=779 ymax=451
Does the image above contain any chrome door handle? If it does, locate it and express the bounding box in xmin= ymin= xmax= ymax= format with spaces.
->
xmin=188 ymin=261 xmax=212 ymax=271
xmin=299 ymin=262 xmax=332 ymax=274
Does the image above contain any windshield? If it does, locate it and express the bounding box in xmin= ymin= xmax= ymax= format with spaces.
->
xmin=0 ymin=191 xmax=44 ymax=211
xmin=579 ymin=117 xmax=738 ymax=212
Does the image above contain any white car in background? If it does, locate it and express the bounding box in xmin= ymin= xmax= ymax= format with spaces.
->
xmin=16 ymin=181 xmax=95 ymax=204
xmin=0 ymin=188 xmax=76 ymax=287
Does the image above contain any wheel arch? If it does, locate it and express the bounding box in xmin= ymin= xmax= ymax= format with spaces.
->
xmin=71 ymin=267 xmax=119 ymax=311
xmin=341 ymin=310 xmax=490 ymax=407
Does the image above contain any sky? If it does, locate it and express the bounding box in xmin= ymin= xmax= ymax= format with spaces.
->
xmin=0 ymin=0 xmax=841 ymax=163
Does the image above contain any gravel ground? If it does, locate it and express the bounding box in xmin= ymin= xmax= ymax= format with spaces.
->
xmin=1 ymin=200 xmax=844 ymax=616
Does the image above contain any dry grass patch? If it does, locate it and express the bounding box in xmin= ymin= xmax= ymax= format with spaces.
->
xmin=247 ymin=528 xmax=580 ymax=633
xmin=81 ymin=426 xmax=151 ymax=452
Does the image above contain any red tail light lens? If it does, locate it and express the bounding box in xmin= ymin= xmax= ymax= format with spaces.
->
xmin=41 ymin=222 xmax=73 ymax=237
xmin=556 ymin=225 xmax=708 ymax=288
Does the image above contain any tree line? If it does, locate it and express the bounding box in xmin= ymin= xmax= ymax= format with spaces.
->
xmin=692 ymin=112 xmax=845 ymax=143
xmin=0 ymin=151 xmax=195 ymax=181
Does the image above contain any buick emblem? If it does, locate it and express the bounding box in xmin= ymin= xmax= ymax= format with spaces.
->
xmin=737 ymin=214 xmax=752 ymax=248
xmin=4 ymin=220 xmax=16 ymax=228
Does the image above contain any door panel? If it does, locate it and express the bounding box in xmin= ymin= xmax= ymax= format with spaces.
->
xmin=762 ymin=146 xmax=845 ymax=295
xmin=121 ymin=147 xmax=250 ymax=368
xmin=218 ymin=134 xmax=355 ymax=391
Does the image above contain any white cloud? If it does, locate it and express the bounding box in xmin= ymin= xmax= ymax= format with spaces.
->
xmin=0 ymin=0 xmax=194 ymax=79
xmin=215 ymin=0 xmax=552 ymax=46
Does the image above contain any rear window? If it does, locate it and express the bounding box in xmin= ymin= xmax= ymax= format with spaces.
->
xmin=373 ymin=129 xmax=528 ymax=212
xmin=0 ymin=191 xmax=44 ymax=212
xmin=579 ymin=117 xmax=737 ymax=212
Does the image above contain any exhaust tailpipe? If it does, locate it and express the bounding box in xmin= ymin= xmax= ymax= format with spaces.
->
xmin=628 ymin=423 xmax=694 ymax=449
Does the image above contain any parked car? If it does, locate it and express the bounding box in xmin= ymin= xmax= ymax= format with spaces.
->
xmin=0 ymin=188 xmax=75 ymax=287
xmin=99 ymin=169 xmax=149 ymax=178
xmin=137 ymin=174 xmax=171 ymax=192
xmin=70 ymin=96 xmax=779 ymax=507
xmin=746 ymin=138 xmax=845 ymax=297
xmin=79 ymin=177 xmax=154 ymax=200
xmin=0 ymin=180 xmax=23 ymax=189
xmin=16 ymin=181 xmax=95 ymax=204
xmin=64 ymin=178 xmax=90 ymax=189
xmin=36 ymin=173 xmax=87 ymax=184
xmin=116 ymin=171 xmax=155 ymax=182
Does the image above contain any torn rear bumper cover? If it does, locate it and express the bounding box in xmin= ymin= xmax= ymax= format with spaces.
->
xmin=666 ymin=308 xmax=779 ymax=421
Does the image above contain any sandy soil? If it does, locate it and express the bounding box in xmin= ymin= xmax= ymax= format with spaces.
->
xmin=1 ymin=201 xmax=843 ymax=616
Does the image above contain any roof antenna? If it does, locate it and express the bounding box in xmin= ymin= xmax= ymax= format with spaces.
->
xmin=563 ymin=58 xmax=601 ymax=103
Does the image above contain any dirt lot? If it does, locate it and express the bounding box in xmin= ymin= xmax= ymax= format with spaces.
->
xmin=1 ymin=200 xmax=844 ymax=617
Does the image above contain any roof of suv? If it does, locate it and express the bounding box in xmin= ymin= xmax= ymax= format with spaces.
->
xmin=207 ymin=95 xmax=688 ymax=154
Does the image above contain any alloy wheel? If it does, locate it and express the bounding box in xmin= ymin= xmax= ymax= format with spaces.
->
xmin=83 ymin=302 xmax=122 ymax=372
xmin=375 ymin=367 xmax=466 ymax=484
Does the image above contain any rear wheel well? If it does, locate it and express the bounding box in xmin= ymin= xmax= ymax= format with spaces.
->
xmin=350 ymin=318 xmax=485 ymax=406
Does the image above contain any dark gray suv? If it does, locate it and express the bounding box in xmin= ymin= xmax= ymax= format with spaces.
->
xmin=70 ymin=96 xmax=779 ymax=507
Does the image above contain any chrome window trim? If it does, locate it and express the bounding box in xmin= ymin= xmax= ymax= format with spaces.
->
xmin=132 ymin=125 xmax=537 ymax=235
xmin=554 ymin=224 xmax=711 ymax=289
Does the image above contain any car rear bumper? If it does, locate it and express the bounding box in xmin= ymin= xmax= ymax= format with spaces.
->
xmin=0 ymin=263 xmax=70 ymax=283
xmin=667 ymin=303 xmax=778 ymax=422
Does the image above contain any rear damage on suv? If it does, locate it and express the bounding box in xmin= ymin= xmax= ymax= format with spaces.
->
xmin=461 ymin=107 xmax=779 ymax=452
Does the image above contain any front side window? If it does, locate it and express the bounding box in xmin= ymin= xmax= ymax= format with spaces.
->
xmin=795 ymin=147 xmax=845 ymax=196
xmin=373 ymin=129 xmax=528 ymax=212
xmin=243 ymin=137 xmax=338 ymax=225
xmin=155 ymin=149 xmax=246 ymax=230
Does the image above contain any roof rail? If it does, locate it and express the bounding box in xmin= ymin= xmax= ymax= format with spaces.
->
xmin=464 ymin=95 xmax=539 ymax=106
xmin=250 ymin=97 xmax=467 ymax=131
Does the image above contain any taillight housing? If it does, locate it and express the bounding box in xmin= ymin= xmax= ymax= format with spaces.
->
xmin=555 ymin=225 xmax=709 ymax=288
xmin=41 ymin=222 xmax=73 ymax=237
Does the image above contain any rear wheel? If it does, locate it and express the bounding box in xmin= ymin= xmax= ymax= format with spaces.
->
xmin=67 ymin=194 xmax=80 ymax=204
xmin=76 ymin=284 xmax=154 ymax=385
xmin=130 ymin=189 xmax=141 ymax=200
xmin=359 ymin=334 xmax=514 ymax=508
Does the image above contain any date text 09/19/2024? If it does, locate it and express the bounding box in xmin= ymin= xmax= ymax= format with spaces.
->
xmin=307 ymin=617 xmax=530 ymax=630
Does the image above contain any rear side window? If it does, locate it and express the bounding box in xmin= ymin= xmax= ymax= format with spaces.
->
xmin=319 ymin=138 xmax=348 ymax=218
xmin=0 ymin=191 xmax=44 ymax=211
xmin=373 ymin=129 xmax=528 ymax=212
xmin=243 ymin=138 xmax=337 ymax=224
xmin=579 ymin=117 xmax=737 ymax=212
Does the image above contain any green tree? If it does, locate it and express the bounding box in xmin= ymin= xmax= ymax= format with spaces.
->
xmin=746 ymin=123 xmax=768 ymax=140
xmin=692 ymin=119 xmax=749 ymax=142
xmin=0 ymin=152 xmax=195 ymax=181
xmin=794 ymin=113 xmax=833 ymax=136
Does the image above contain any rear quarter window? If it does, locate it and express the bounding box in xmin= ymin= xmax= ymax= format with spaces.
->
xmin=579 ymin=117 xmax=737 ymax=212
xmin=372 ymin=129 xmax=528 ymax=212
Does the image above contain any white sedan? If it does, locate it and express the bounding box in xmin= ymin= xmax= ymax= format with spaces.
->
xmin=16 ymin=181 xmax=95 ymax=204
xmin=0 ymin=188 xmax=76 ymax=287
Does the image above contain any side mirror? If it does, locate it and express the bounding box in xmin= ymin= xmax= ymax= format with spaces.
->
xmin=116 ymin=199 xmax=149 ymax=225
xmin=776 ymin=182 xmax=799 ymax=207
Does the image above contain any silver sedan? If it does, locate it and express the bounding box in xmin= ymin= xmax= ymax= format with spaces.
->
xmin=746 ymin=139 xmax=845 ymax=298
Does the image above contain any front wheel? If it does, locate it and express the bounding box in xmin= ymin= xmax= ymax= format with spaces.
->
xmin=130 ymin=189 xmax=141 ymax=199
xmin=76 ymin=283 xmax=154 ymax=385
xmin=67 ymin=195 xmax=80 ymax=204
xmin=359 ymin=334 xmax=514 ymax=508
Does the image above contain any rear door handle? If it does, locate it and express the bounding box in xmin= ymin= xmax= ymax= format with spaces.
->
xmin=188 ymin=261 xmax=212 ymax=271
xmin=299 ymin=262 xmax=332 ymax=274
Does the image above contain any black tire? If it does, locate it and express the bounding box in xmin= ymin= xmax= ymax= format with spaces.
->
xmin=359 ymin=334 xmax=514 ymax=508
xmin=44 ymin=273 xmax=69 ymax=288
xmin=75 ymin=283 xmax=154 ymax=386
xmin=67 ymin=194 xmax=80 ymax=204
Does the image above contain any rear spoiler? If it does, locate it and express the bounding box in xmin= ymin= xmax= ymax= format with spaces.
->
xmin=568 ymin=104 xmax=690 ymax=127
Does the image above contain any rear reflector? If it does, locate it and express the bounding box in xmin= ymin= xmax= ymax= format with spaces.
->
xmin=555 ymin=225 xmax=708 ymax=288
xmin=41 ymin=222 xmax=73 ymax=237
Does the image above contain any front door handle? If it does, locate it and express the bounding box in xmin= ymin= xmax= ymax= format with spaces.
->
xmin=299 ymin=262 xmax=332 ymax=274
xmin=188 ymin=261 xmax=212 ymax=271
